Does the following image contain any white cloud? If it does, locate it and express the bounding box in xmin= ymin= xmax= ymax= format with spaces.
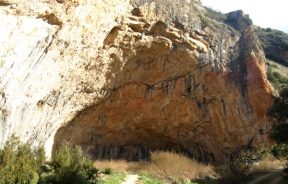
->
xmin=202 ymin=0 xmax=288 ymax=32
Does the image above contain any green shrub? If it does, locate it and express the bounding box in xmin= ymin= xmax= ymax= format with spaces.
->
xmin=229 ymin=148 xmax=264 ymax=177
xmin=274 ymin=72 xmax=288 ymax=84
xmin=200 ymin=15 xmax=211 ymax=28
xmin=266 ymin=67 xmax=288 ymax=91
xmin=103 ymin=168 xmax=112 ymax=175
xmin=0 ymin=136 xmax=100 ymax=184
xmin=269 ymin=63 xmax=279 ymax=68
xmin=0 ymin=135 xmax=45 ymax=184
xmin=50 ymin=145 xmax=99 ymax=184
xmin=267 ymin=67 xmax=279 ymax=88
xmin=271 ymin=144 xmax=288 ymax=159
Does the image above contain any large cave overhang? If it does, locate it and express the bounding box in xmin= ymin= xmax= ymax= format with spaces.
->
xmin=52 ymin=9 xmax=273 ymax=163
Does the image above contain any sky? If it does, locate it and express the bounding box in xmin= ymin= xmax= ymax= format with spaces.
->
xmin=201 ymin=0 xmax=288 ymax=33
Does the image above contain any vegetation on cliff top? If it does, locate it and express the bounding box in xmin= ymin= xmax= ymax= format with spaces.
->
xmin=267 ymin=64 xmax=288 ymax=91
xmin=204 ymin=7 xmax=252 ymax=31
xmin=205 ymin=7 xmax=288 ymax=69
xmin=255 ymin=27 xmax=288 ymax=67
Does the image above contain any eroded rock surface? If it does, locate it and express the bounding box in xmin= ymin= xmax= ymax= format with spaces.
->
xmin=0 ymin=0 xmax=273 ymax=162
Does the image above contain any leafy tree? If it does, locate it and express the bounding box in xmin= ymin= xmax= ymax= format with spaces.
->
xmin=49 ymin=145 xmax=99 ymax=184
xmin=0 ymin=135 xmax=45 ymax=184
xmin=0 ymin=137 xmax=100 ymax=184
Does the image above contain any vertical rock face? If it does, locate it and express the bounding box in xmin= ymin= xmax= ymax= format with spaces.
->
xmin=0 ymin=0 xmax=273 ymax=162
xmin=0 ymin=12 xmax=58 ymax=145
xmin=0 ymin=0 xmax=133 ymax=156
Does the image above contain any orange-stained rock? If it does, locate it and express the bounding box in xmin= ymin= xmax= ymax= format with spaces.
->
xmin=53 ymin=7 xmax=274 ymax=162
xmin=0 ymin=0 xmax=274 ymax=162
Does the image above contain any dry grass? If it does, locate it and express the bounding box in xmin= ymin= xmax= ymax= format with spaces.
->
xmin=95 ymin=151 xmax=215 ymax=181
xmin=249 ymin=154 xmax=285 ymax=173
xmin=95 ymin=159 xmax=136 ymax=173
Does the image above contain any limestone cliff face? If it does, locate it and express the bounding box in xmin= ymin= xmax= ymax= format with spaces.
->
xmin=0 ymin=0 xmax=273 ymax=162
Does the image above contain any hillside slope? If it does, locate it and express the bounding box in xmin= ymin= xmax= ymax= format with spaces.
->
xmin=255 ymin=27 xmax=288 ymax=67
xmin=205 ymin=7 xmax=288 ymax=68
